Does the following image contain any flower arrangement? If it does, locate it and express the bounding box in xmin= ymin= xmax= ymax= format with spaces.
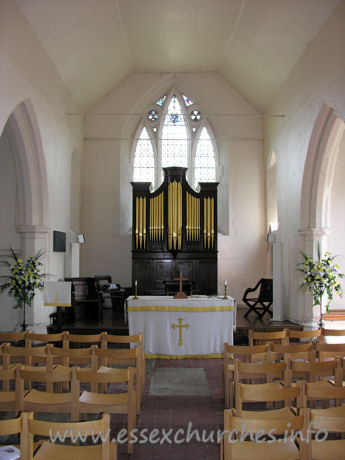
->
xmin=297 ymin=243 xmax=344 ymax=326
xmin=0 ymin=248 xmax=44 ymax=330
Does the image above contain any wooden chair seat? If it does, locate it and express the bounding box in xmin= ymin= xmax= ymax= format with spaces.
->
xmin=34 ymin=441 xmax=113 ymax=460
xmin=79 ymin=390 xmax=128 ymax=411
xmin=24 ymin=389 xmax=73 ymax=405
xmin=239 ymin=406 xmax=296 ymax=419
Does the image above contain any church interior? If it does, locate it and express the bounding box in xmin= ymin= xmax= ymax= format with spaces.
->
xmin=1 ymin=1 xmax=345 ymax=459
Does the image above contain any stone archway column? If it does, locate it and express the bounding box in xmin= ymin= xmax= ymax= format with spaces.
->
xmin=298 ymin=226 xmax=329 ymax=327
xmin=17 ymin=224 xmax=50 ymax=330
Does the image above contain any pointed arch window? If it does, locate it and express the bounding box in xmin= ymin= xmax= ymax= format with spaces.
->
xmin=133 ymin=127 xmax=155 ymax=185
xmin=132 ymin=91 xmax=217 ymax=190
xmin=194 ymin=127 xmax=216 ymax=187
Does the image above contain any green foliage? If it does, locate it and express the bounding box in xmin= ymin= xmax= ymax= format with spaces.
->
xmin=0 ymin=248 xmax=44 ymax=309
xmin=297 ymin=242 xmax=344 ymax=312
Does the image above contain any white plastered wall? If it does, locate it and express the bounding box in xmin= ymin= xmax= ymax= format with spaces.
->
xmin=264 ymin=0 xmax=345 ymax=324
xmin=82 ymin=72 xmax=266 ymax=302
xmin=0 ymin=0 xmax=83 ymax=331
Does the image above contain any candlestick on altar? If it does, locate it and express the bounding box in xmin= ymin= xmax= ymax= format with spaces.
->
xmin=223 ymin=280 xmax=228 ymax=299
xmin=134 ymin=280 xmax=139 ymax=299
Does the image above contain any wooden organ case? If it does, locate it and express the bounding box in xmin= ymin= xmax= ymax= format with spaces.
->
xmin=131 ymin=167 xmax=218 ymax=295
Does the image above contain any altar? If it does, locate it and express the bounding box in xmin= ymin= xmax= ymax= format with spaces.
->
xmin=127 ymin=296 xmax=236 ymax=358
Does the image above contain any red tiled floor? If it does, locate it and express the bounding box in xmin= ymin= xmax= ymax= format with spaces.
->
xmin=112 ymin=358 xmax=223 ymax=460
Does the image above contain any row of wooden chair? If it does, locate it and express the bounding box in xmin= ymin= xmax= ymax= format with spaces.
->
xmin=0 ymin=342 xmax=143 ymax=416
xmin=0 ymin=332 xmax=145 ymax=385
xmin=226 ymin=355 xmax=345 ymax=409
xmin=224 ymin=341 xmax=345 ymax=408
xmin=0 ymin=412 xmax=116 ymax=459
xmin=0 ymin=364 xmax=136 ymax=453
xmin=248 ymin=327 xmax=345 ymax=345
xmin=222 ymin=406 xmax=345 ymax=459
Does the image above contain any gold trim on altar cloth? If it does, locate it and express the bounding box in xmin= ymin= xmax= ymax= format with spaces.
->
xmin=127 ymin=306 xmax=234 ymax=312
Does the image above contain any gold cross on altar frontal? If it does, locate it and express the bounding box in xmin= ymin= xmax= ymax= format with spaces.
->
xmin=171 ymin=317 xmax=190 ymax=347
xmin=173 ymin=271 xmax=188 ymax=299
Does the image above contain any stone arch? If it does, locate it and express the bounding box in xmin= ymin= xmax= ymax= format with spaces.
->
xmin=5 ymin=99 xmax=49 ymax=230
xmin=299 ymin=102 xmax=345 ymax=324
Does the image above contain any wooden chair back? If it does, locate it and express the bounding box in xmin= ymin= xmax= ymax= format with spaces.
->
xmin=50 ymin=344 xmax=95 ymax=367
xmin=18 ymin=365 xmax=78 ymax=420
xmin=285 ymin=358 xmax=342 ymax=386
xmin=270 ymin=342 xmax=315 ymax=362
xmin=223 ymin=410 xmax=306 ymax=459
xmin=0 ymin=332 xmax=25 ymax=344
xmin=299 ymin=379 xmax=345 ymax=408
xmin=316 ymin=342 xmax=345 ymax=361
xmin=103 ymin=333 xmax=145 ymax=392
xmin=0 ymin=365 xmax=20 ymax=414
xmin=22 ymin=411 xmax=115 ymax=459
xmin=223 ymin=343 xmax=269 ymax=408
xmin=303 ymin=406 xmax=345 ymax=460
xmin=248 ymin=329 xmax=288 ymax=346
xmin=234 ymin=359 xmax=287 ymax=383
xmin=320 ymin=328 xmax=345 ymax=343
xmin=68 ymin=333 xmax=103 ymax=347
xmin=234 ymin=380 xmax=301 ymax=416
xmin=287 ymin=328 xmax=321 ymax=343
xmin=94 ymin=346 xmax=142 ymax=413
xmin=76 ymin=366 xmax=135 ymax=454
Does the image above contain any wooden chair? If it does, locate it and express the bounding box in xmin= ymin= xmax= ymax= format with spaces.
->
xmin=299 ymin=379 xmax=345 ymax=408
xmin=68 ymin=333 xmax=104 ymax=348
xmin=22 ymin=411 xmax=116 ymax=459
xmin=102 ymin=333 xmax=145 ymax=393
xmin=26 ymin=332 xmax=68 ymax=366
xmin=234 ymin=380 xmax=301 ymax=417
xmin=222 ymin=411 xmax=306 ymax=459
xmin=243 ymin=278 xmax=273 ymax=319
xmin=50 ymin=344 xmax=95 ymax=368
xmin=0 ymin=413 xmax=25 ymax=455
xmin=248 ymin=329 xmax=288 ymax=346
xmin=270 ymin=342 xmax=315 ymax=363
xmin=0 ymin=366 xmax=20 ymax=415
xmin=320 ymin=328 xmax=345 ymax=343
xmin=287 ymin=328 xmax=321 ymax=343
xmin=0 ymin=332 xmax=25 ymax=345
xmin=223 ymin=343 xmax=269 ymax=408
xmin=75 ymin=366 xmax=136 ymax=454
xmin=93 ymin=347 xmax=142 ymax=414
xmin=285 ymin=358 xmax=342 ymax=387
xmin=18 ymin=365 xmax=78 ymax=421
xmin=316 ymin=342 xmax=345 ymax=361
xmin=303 ymin=407 xmax=345 ymax=459
xmin=234 ymin=359 xmax=288 ymax=385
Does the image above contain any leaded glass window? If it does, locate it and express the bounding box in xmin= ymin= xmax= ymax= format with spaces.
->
xmin=132 ymin=91 xmax=217 ymax=190
xmin=161 ymin=96 xmax=188 ymax=168
xmin=133 ymin=128 xmax=155 ymax=185
xmin=194 ymin=127 xmax=216 ymax=187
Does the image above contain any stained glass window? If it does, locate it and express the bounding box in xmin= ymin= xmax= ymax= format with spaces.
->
xmin=147 ymin=110 xmax=159 ymax=122
xmin=182 ymin=94 xmax=194 ymax=106
xmin=194 ymin=127 xmax=216 ymax=187
xmin=161 ymin=95 xmax=188 ymax=168
xmin=133 ymin=92 xmax=217 ymax=190
xmin=156 ymin=95 xmax=166 ymax=106
xmin=133 ymin=128 xmax=155 ymax=185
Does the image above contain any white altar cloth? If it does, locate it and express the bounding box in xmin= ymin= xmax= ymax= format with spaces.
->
xmin=127 ymin=295 xmax=236 ymax=358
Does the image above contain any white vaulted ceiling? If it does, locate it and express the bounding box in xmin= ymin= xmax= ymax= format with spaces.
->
xmin=15 ymin=0 xmax=340 ymax=111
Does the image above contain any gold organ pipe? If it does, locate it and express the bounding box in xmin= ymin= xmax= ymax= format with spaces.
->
xmin=157 ymin=195 xmax=160 ymax=241
xmin=143 ymin=197 xmax=146 ymax=248
xmin=203 ymin=198 xmax=206 ymax=248
xmin=207 ymin=197 xmax=211 ymax=249
xmin=168 ymin=183 xmax=172 ymax=249
xmin=211 ymin=197 xmax=214 ymax=249
xmin=187 ymin=192 xmax=189 ymax=241
xmin=138 ymin=197 xmax=142 ymax=249
xmin=161 ymin=192 xmax=164 ymax=241
xmin=197 ymin=198 xmax=200 ymax=241
xmin=173 ymin=182 xmax=177 ymax=250
xmin=136 ymin=197 xmax=139 ymax=249
xmin=178 ymin=184 xmax=181 ymax=247
xmin=149 ymin=198 xmax=152 ymax=241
